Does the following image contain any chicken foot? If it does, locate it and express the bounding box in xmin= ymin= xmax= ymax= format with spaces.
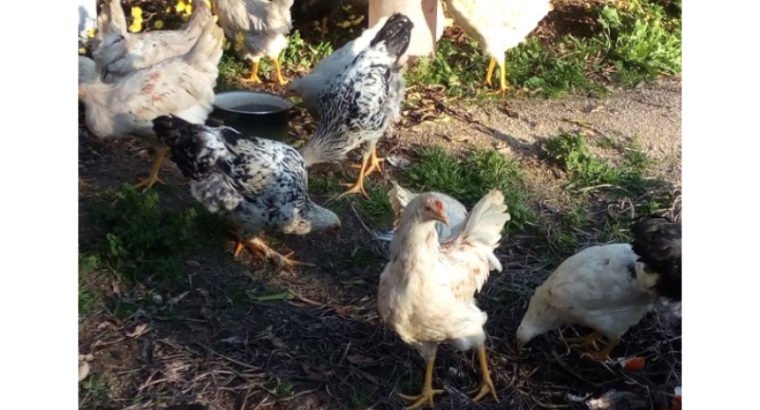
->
xmin=581 ymin=336 xmax=620 ymax=362
xmin=231 ymin=231 xmax=314 ymax=269
xmin=468 ymin=346 xmax=499 ymax=403
xmin=336 ymin=153 xmax=371 ymax=199
xmin=134 ymin=146 xmax=169 ymax=192
xmin=398 ymin=355 xmax=443 ymax=410
xmin=562 ymin=331 xmax=602 ymax=349
xmin=245 ymin=60 xmax=262 ymax=84
xmin=484 ymin=57 xmax=509 ymax=94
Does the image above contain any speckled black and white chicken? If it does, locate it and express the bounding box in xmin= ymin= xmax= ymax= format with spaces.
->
xmin=213 ymin=0 xmax=294 ymax=85
xmin=79 ymin=19 xmax=223 ymax=190
xmin=378 ymin=190 xmax=510 ymax=408
xmin=288 ymin=16 xmax=388 ymax=119
xmin=442 ymin=0 xmax=553 ymax=93
xmin=299 ymin=13 xmax=412 ymax=199
xmin=516 ymin=217 xmax=682 ymax=361
xmin=152 ymin=115 xmax=340 ymax=268
xmin=92 ymin=0 xmax=214 ymax=83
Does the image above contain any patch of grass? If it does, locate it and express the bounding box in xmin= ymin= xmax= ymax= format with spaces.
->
xmin=595 ymin=0 xmax=681 ymax=85
xmin=79 ymin=373 xmax=110 ymax=408
xmin=282 ymin=29 xmax=335 ymax=73
xmin=79 ymin=254 xmax=101 ymax=318
xmin=506 ymin=37 xmax=606 ymax=97
xmin=91 ymin=185 xmax=227 ymax=286
xmin=405 ymin=36 xmax=486 ymax=96
xmin=407 ymin=0 xmax=680 ymax=97
xmin=404 ymin=147 xmax=535 ymax=233
xmin=216 ymin=53 xmax=248 ymax=91
xmin=542 ymin=132 xmax=656 ymax=195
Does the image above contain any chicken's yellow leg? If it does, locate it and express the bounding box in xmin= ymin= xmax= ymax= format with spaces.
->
xmin=246 ymin=60 xmax=261 ymax=83
xmin=244 ymin=236 xmax=315 ymax=269
xmin=398 ymin=355 xmax=444 ymax=410
xmin=499 ymin=59 xmax=509 ymax=93
xmin=485 ymin=57 xmax=496 ymax=86
xmin=469 ymin=346 xmax=499 ymax=403
xmin=581 ymin=336 xmax=620 ymax=362
xmin=563 ymin=331 xmax=602 ymax=349
xmin=273 ymin=57 xmax=287 ymax=86
xmin=134 ymin=146 xmax=169 ymax=191
xmin=337 ymin=154 xmax=371 ymax=199
xmin=363 ymin=144 xmax=385 ymax=178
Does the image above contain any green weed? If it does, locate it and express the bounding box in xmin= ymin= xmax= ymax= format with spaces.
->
xmin=404 ymin=147 xmax=535 ymax=233
xmin=91 ymin=185 xmax=227 ymax=286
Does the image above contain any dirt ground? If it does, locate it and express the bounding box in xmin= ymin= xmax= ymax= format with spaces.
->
xmin=78 ymin=73 xmax=681 ymax=409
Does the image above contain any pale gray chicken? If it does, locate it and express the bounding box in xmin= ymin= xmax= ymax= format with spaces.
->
xmin=152 ymin=115 xmax=340 ymax=268
xmin=299 ymin=13 xmax=412 ymax=199
xmin=213 ymin=0 xmax=294 ymax=85
xmin=516 ymin=217 xmax=682 ymax=361
xmin=378 ymin=190 xmax=510 ymax=408
xmin=388 ymin=182 xmax=467 ymax=242
xmin=442 ymin=0 xmax=553 ymax=93
xmin=79 ymin=19 xmax=223 ymax=190
xmin=92 ymin=0 xmax=213 ymax=83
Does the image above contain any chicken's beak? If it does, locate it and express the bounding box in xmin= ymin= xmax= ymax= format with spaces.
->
xmin=433 ymin=212 xmax=449 ymax=226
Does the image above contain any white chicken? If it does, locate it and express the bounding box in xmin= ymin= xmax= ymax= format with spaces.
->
xmin=516 ymin=217 xmax=682 ymax=361
xmin=378 ymin=190 xmax=511 ymax=408
xmin=79 ymin=19 xmax=224 ymax=190
xmin=387 ymin=182 xmax=467 ymax=242
xmin=213 ymin=0 xmax=294 ymax=85
xmin=442 ymin=0 xmax=553 ymax=93
xmin=287 ymin=16 xmax=388 ymax=118
xmin=92 ymin=0 xmax=214 ymax=83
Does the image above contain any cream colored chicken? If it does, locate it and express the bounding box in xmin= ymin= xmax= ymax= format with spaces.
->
xmin=92 ymin=0 xmax=213 ymax=83
xmin=378 ymin=190 xmax=511 ymax=409
xmin=213 ymin=0 xmax=294 ymax=85
xmin=388 ymin=182 xmax=467 ymax=242
xmin=79 ymin=19 xmax=224 ymax=190
xmin=516 ymin=217 xmax=682 ymax=361
xmin=442 ymin=0 xmax=553 ymax=93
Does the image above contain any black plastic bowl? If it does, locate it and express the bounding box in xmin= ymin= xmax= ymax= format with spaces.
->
xmin=209 ymin=91 xmax=292 ymax=140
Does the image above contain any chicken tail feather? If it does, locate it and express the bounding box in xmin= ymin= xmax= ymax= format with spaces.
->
xmin=631 ymin=216 xmax=681 ymax=301
xmin=457 ymin=190 xmax=510 ymax=271
xmin=369 ymin=12 xmax=414 ymax=58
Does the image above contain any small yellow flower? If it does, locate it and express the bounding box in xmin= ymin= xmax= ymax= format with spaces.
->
xmin=79 ymin=47 xmax=87 ymax=55
xmin=165 ymin=6 xmax=171 ymax=13
xmin=176 ymin=0 xmax=187 ymax=13
xmin=129 ymin=7 xmax=143 ymax=32
xmin=154 ymin=20 xmax=164 ymax=29
xmin=86 ymin=28 xmax=96 ymax=39
xmin=186 ymin=4 xmax=193 ymax=14
xmin=129 ymin=21 xmax=143 ymax=32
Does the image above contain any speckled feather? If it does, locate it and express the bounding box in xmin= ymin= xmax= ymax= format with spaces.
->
xmin=299 ymin=13 xmax=413 ymax=166
xmin=152 ymin=116 xmax=339 ymax=236
xmin=631 ymin=217 xmax=682 ymax=301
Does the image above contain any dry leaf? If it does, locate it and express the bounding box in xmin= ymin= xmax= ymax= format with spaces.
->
xmin=127 ymin=323 xmax=150 ymax=338
xmin=78 ymin=360 xmax=90 ymax=382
